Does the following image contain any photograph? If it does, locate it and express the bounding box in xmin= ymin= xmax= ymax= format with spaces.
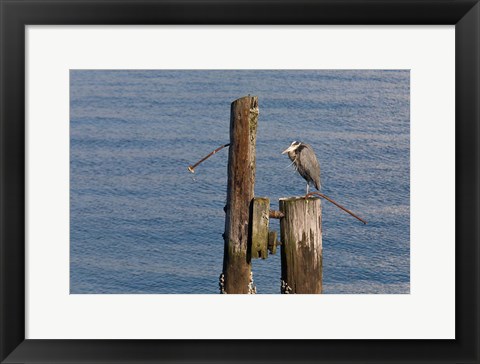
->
xmin=70 ymin=70 xmax=410 ymax=294
xmin=2 ymin=0 xmax=478 ymax=360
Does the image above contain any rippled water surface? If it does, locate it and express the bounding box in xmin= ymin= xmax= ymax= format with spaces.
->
xmin=70 ymin=70 xmax=410 ymax=294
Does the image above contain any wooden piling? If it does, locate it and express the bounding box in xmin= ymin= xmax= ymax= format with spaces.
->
xmin=251 ymin=197 xmax=270 ymax=260
xmin=268 ymin=231 xmax=278 ymax=255
xmin=279 ymin=197 xmax=322 ymax=294
xmin=222 ymin=96 xmax=259 ymax=294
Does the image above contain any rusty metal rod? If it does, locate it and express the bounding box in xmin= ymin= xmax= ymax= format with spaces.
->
xmin=187 ymin=143 xmax=230 ymax=173
xmin=305 ymin=192 xmax=367 ymax=225
xmin=269 ymin=210 xmax=285 ymax=219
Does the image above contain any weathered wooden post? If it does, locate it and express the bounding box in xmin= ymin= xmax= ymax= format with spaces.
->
xmin=251 ymin=197 xmax=270 ymax=260
xmin=279 ymin=197 xmax=322 ymax=294
xmin=221 ymin=96 xmax=259 ymax=294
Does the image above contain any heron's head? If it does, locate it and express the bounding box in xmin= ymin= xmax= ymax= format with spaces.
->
xmin=282 ymin=141 xmax=302 ymax=155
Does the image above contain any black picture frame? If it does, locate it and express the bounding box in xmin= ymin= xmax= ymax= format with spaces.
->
xmin=1 ymin=1 xmax=479 ymax=363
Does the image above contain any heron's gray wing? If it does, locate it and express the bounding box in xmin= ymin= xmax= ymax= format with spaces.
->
xmin=298 ymin=144 xmax=321 ymax=190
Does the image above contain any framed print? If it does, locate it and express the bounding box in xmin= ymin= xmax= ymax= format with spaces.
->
xmin=1 ymin=0 xmax=479 ymax=363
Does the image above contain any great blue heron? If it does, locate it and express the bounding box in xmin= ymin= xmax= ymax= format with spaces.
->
xmin=282 ymin=141 xmax=321 ymax=195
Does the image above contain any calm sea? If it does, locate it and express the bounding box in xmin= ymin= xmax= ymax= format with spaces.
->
xmin=70 ymin=70 xmax=410 ymax=294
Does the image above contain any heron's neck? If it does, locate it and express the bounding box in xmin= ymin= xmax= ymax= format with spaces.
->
xmin=287 ymin=151 xmax=296 ymax=163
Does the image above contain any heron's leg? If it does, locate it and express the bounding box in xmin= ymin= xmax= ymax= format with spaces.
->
xmin=306 ymin=183 xmax=309 ymax=195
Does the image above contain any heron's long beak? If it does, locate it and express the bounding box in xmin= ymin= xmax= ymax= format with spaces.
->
xmin=282 ymin=146 xmax=295 ymax=154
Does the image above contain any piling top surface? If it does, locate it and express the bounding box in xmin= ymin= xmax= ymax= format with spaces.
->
xmin=232 ymin=95 xmax=258 ymax=104
xmin=279 ymin=196 xmax=318 ymax=202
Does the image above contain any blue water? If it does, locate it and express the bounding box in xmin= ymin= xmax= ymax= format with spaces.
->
xmin=70 ymin=70 xmax=409 ymax=294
